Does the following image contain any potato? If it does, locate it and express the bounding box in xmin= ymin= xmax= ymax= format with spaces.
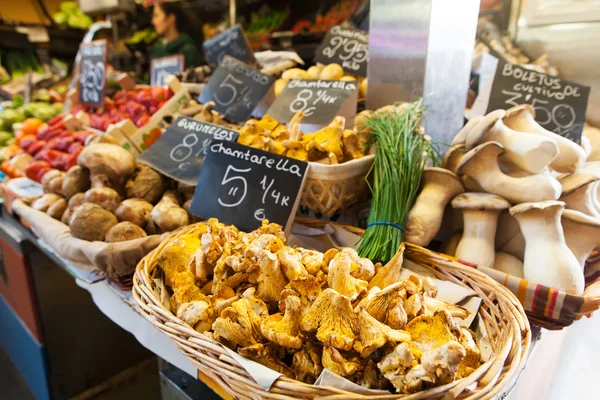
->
xmin=47 ymin=198 xmax=67 ymax=220
xmin=62 ymin=166 xmax=91 ymax=199
xmin=359 ymin=78 xmax=368 ymax=98
xmin=340 ymin=75 xmax=356 ymax=81
xmin=115 ymin=198 xmax=153 ymax=228
xmin=306 ymin=66 xmax=322 ymax=79
xmin=105 ymin=222 xmax=147 ymax=243
xmin=274 ymin=79 xmax=288 ymax=97
xmin=281 ymin=68 xmax=311 ymax=81
xmin=32 ymin=193 xmax=63 ymax=212
xmin=70 ymin=203 xmax=118 ymax=241
xmin=319 ymin=64 xmax=344 ymax=80
xmin=83 ymin=187 xmax=121 ymax=213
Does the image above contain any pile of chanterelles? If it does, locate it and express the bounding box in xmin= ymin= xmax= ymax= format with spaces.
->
xmin=156 ymin=218 xmax=480 ymax=393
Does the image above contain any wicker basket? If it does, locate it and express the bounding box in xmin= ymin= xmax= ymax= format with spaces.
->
xmin=133 ymin=222 xmax=531 ymax=400
xmin=301 ymin=155 xmax=374 ymax=217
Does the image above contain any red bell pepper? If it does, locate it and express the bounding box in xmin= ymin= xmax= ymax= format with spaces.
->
xmin=26 ymin=140 xmax=47 ymax=156
xmin=66 ymin=146 xmax=84 ymax=170
xmin=73 ymin=130 xmax=93 ymax=144
xmin=18 ymin=134 xmax=37 ymax=150
xmin=52 ymin=137 xmax=75 ymax=152
xmin=68 ymin=142 xmax=84 ymax=154
xmin=25 ymin=161 xmax=51 ymax=182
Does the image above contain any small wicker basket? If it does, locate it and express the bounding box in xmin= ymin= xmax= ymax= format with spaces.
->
xmin=301 ymin=155 xmax=374 ymax=217
xmin=133 ymin=221 xmax=531 ymax=400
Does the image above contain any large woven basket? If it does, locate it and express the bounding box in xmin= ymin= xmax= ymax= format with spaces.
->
xmin=300 ymin=155 xmax=374 ymax=217
xmin=133 ymin=221 xmax=530 ymax=400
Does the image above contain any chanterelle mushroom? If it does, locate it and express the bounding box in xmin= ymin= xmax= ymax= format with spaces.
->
xmin=353 ymin=307 xmax=411 ymax=358
xmin=238 ymin=343 xmax=295 ymax=379
xmin=300 ymin=288 xmax=356 ymax=351
xmin=420 ymin=341 xmax=466 ymax=385
xmin=405 ymin=168 xmax=465 ymax=246
xmin=368 ymin=243 xmax=405 ymax=290
xmin=292 ymin=343 xmax=323 ymax=383
xmin=261 ymin=295 xmax=303 ymax=349
xmin=212 ymin=298 xmax=264 ymax=347
xmin=456 ymin=141 xmax=562 ymax=204
xmin=322 ymin=346 xmax=362 ymax=378
xmin=452 ymin=193 xmax=510 ymax=267
xmin=327 ymin=252 xmax=368 ymax=300
xmin=77 ymin=143 xmax=136 ymax=191
xmin=510 ymin=201 xmax=584 ymax=294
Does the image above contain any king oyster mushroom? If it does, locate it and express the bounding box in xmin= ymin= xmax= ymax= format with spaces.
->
xmin=452 ymin=193 xmax=510 ymax=267
xmin=561 ymin=209 xmax=600 ymax=269
xmin=405 ymin=168 xmax=464 ymax=247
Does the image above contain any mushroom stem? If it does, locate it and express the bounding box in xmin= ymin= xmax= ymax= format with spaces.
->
xmin=510 ymin=201 xmax=584 ymax=294
xmin=503 ymin=105 xmax=586 ymax=172
xmin=493 ymin=252 xmax=524 ymax=278
xmin=405 ymin=168 xmax=464 ymax=246
xmin=561 ymin=210 xmax=600 ymax=268
xmin=457 ymin=141 xmax=562 ymax=204
xmin=560 ymin=181 xmax=600 ymax=218
xmin=495 ymin=211 xmax=525 ymax=260
xmin=452 ymin=193 xmax=509 ymax=267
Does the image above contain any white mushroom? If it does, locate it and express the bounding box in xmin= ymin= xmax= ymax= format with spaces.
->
xmin=441 ymin=146 xmax=466 ymax=174
xmin=561 ymin=209 xmax=600 ymax=269
xmin=440 ymin=230 xmax=462 ymax=257
xmin=405 ymin=168 xmax=464 ymax=246
xmin=510 ymin=201 xmax=584 ymax=294
xmin=495 ymin=211 xmax=525 ymax=261
xmin=503 ymin=105 xmax=586 ymax=172
xmin=452 ymin=193 xmax=510 ymax=267
xmin=493 ymin=252 xmax=524 ymax=278
xmin=584 ymin=123 xmax=600 ymax=162
xmin=560 ymin=180 xmax=600 ymax=219
xmin=464 ymin=110 xmax=507 ymax=149
xmin=456 ymin=141 xmax=562 ymax=204
xmin=464 ymin=111 xmax=558 ymax=174
xmin=451 ymin=116 xmax=483 ymax=146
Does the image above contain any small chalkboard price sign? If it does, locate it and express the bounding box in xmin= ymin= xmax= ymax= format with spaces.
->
xmin=203 ymin=25 xmax=254 ymax=67
xmin=138 ymin=116 xmax=239 ymax=185
xmin=267 ymin=79 xmax=358 ymax=128
xmin=190 ymin=140 xmax=309 ymax=234
xmin=151 ymin=55 xmax=184 ymax=86
xmin=314 ymin=25 xmax=369 ymax=77
xmin=199 ymin=56 xmax=275 ymax=123
xmin=79 ymin=40 xmax=107 ymax=107
xmin=486 ymin=60 xmax=590 ymax=144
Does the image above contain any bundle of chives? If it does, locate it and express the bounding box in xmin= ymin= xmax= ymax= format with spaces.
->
xmin=357 ymin=100 xmax=438 ymax=263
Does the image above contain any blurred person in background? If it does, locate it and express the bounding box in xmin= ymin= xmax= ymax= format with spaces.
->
xmin=151 ymin=2 xmax=203 ymax=68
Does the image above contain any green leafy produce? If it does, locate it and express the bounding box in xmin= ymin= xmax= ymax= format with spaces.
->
xmin=53 ymin=1 xmax=93 ymax=30
xmin=0 ymin=131 xmax=14 ymax=146
xmin=0 ymin=109 xmax=26 ymax=130
xmin=357 ymin=100 xmax=440 ymax=263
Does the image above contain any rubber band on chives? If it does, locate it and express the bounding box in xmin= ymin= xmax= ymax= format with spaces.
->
xmin=366 ymin=221 xmax=405 ymax=232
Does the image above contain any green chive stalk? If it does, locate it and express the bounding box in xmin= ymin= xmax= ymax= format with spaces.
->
xmin=357 ymin=100 xmax=439 ymax=263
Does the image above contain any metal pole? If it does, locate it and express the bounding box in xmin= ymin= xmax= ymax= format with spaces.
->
xmin=367 ymin=0 xmax=480 ymax=144
xmin=230 ymin=0 xmax=236 ymax=26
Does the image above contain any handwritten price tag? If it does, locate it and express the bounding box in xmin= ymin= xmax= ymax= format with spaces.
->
xmin=486 ymin=60 xmax=590 ymax=144
xmin=199 ymin=56 xmax=274 ymax=123
xmin=203 ymin=25 xmax=254 ymax=67
xmin=314 ymin=25 xmax=369 ymax=77
xmin=79 ymin=40 xmax=107 ymax=107
xmin=190 ymin=140 xmax=308 ymax=234
xmin=151 ymin=55 xmax=184 ymax=86
xmin=138 ymin=117 xmax=239 ymax=185
xmin=267 ymin=79 xmax=358 ymax=128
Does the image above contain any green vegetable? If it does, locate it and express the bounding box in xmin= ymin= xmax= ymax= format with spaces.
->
xmin=357 ymin=100 xmax=440 ymax=263
xmin=52 ymin=102 xmax=64 ymax=114
xmin=0 ymin=109 xmax=25 ymax=130
xmin=0 ymin=131 xmax=14 ymax=146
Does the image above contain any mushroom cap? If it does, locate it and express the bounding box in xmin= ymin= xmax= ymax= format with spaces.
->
xmin=509 ymin=200 xmax=565 ymax=216
xmin=451 ymin=116 xmax=483 ymax=146
xmin=456 ymin=141 xmax=504 ymax=176
xmin=559 ymin=162 xmax=600 ymax=195
xmin=505 ymin=104 xmax=535 ymax=119
xmin=562 ymin=209 xmax=600 ymax=227
xmin=441 ymin=145 xmax=466 ymax=173
xmin=422 ymin=167 xmax=464 ymax=191
xmin=451 ymin=192 xmax=510 ymax=210
xmin=77 ymin=143 xmax=136 ymax=178
xmin=465 ymin=109 xmax=507 ymax=150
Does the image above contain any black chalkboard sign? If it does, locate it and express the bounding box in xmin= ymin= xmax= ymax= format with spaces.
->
xmin=190 ymin=140 xmax=309 ymax=234
xmin=151 ymin=55 xmax=184 ymax=86
xmin=267 ymin=79 xmax=358 ymax=125
xmin=138 ymin=117 xmax=239 ymax=185
xmin=486 ymin=61 xmax=590 ymax=144
xmin=198 ymin=56 xmax=275 ymax=123
xmin=314 ymin=25 xmax=369 ymax=77
xmin=203 ymin=25 xmax=254 ymax=67
xmin=79 ymin=40 xmax=107 ymax=107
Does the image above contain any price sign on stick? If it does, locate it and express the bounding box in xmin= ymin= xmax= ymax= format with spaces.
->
xmin=151 ymin=55 xmax=184 ymax=86
xmin=486 ymin=60 xmax=590 ymax=144
xmin=314 ymin=25 xmax=369 ymax=77
xmin=266 ymin=79 xmax=358 ymax=130
xmin=199 ymin=56 xmax=275 ymax=123
xmin=79 ymin=40 xmax=107 ymax=107
xmin=138 ymin=117 xmax=239 ymax=186
xmin=190 ymin=140 xmax=309 ymax=234
xmin=203 ymin=25 xmax=255 ymax=67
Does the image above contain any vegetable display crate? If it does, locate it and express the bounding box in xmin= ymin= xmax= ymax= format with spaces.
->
xmin=133 ymin=223 xmax=530 ymax=400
